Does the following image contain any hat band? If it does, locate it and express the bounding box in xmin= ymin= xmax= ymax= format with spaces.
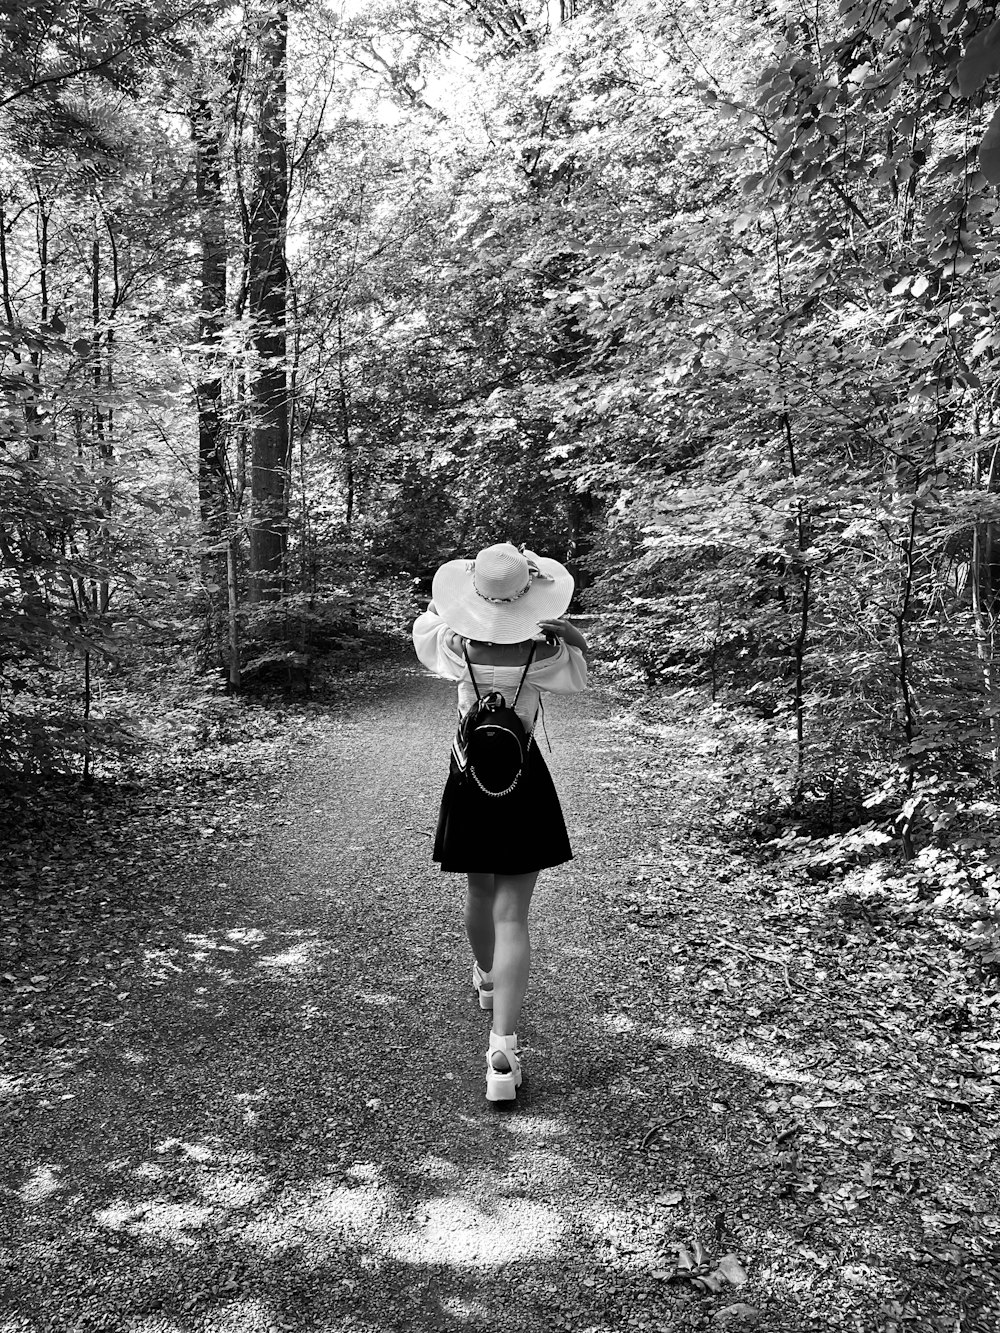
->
xmin=472 ymin=574 xmax=531 ymax=605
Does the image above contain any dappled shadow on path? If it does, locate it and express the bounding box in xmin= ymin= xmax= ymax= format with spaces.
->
xmin=1 ymin=907 xmax=805 ymax=1333
xmin=3 ymin=674 xmax=998 ymax=1332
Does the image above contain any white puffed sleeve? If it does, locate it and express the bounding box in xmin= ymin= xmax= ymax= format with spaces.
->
xmin=412 ymin=610 xmax=465 ymax=681
xmin=528 ymin=639 xmax=588 ymax=694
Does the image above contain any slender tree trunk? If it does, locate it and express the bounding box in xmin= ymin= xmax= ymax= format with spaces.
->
xmin=247 ymin=4 xmax=290 ymax=603
xmin=972 ymin=441 xmax=1000 ymax=775
xmin=892 ymin=487 xmax=920 ymax=860
xmin=91 ymin=217 xmax=112 ymax=614
xmin=191 ymin=93 xmax=230 ymax=668
xmin=895 ymin=499 xmax=918 ymax=752
xmin=0 ymin=200 xmax=35 ymax=458
xmin=781 ymin=410 xmax=810 ymax=784
xmin=337 ymin=315 xmax=354 ymax=533
xmin=0 ymin=202 xmax=15 ymax=329
xmin=0 ymin=198 xmax=45 ymax=617
xmin=226 ymin=538 xmax=242 ymax=692
xmin=25 ymin=186 xmax=48 ymax=454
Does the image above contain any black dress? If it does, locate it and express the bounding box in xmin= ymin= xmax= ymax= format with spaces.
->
xmin=433 ymin=741 xmax=573 ymax=874
xmin=413 ymin=611 xmax=584 ymax=873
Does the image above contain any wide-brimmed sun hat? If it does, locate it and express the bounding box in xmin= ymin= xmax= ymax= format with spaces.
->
xmin=432 ymin=542 xmax=574 ymax=644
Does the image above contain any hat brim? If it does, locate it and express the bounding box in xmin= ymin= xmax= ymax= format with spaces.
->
xmin=432 ymin=555 xmax=574 ymax=644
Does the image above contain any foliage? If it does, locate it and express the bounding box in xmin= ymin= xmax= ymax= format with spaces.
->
xmin=7 ymin=0 xmax=1000 ymax=853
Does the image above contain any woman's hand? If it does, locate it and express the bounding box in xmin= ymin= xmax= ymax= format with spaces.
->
xmin=537 ymin=618 xmax=589 ymax=655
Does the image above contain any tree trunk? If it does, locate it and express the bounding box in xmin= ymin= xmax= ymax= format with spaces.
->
xmin=226 ymin=537 xmax=242 ymax=692
xmin=91 ymin=217 xmax=112 ymax=615
xmin=26 ymin=187 xmax=48 ymax=454
xmin=972 ymin=442 xmax=1000 ymax=776
xmin=191 ymin=92 xmax=231 ymax=666
xmin=782 ymin=411 xmax=810 ymax=785
xmin=337 ymin=315 xmax=354 ymax=533
xmin=247 ymin=5 xmax=290 ymax=604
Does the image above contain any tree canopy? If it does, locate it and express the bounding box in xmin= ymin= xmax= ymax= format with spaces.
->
xmin=5 ymin=0 xmax=1000 ymax=875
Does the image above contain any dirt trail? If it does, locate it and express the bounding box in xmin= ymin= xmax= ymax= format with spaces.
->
xmin=3 ymin=662 xmax=997 ymax=1333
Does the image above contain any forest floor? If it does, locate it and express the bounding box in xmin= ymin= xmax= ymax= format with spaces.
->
xmin=1 ymin=654 xmax=998 ymax=1333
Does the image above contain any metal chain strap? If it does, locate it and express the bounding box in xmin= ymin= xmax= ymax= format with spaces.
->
xmin=468 ymin=731 xmax=535 ymax=799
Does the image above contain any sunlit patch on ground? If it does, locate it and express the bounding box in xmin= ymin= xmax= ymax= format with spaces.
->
xmin=17 ymin=1164 xmax=63 ymax=1203
xmin=153 ymin=1137 xmax=214 ymax=1162
xmin=139 ymin=946 xmax=185 ymax=980
xmin=412 ymin=1153 xmax=461 ymax=1181
xmin=165 ymin=1161 xmax=569 ymax=1271
xmin=117 ymin=1321 xmax=184 ymax=1333
xmin=102 ymin=1157 xmax=134 ymax=1174
xmin=384 ymin=1193 xmax=566 ymax=1266
xmin=139 ymin=929 xmax=318 ymax=980
xmin=133 ymin=1162 xmax=165 ymax=1180
xmin=259 ymin=940 xmax=317 ymax=971
xmin=355 ymin=990 xmax=399 ymax=1007
xmin=224 ymin=928 xmax=269 ymax=946
xmin=93 ymin=1198 xmax=213 ymax=1246
xmin=195 ymin=1167 xmax=272 ymax=1209
xmin=601 ymin=1013 xmax=635 ymax=1034
xmin=580 ymin=1203 xmax=667 ymax=1268
xmin=201 ymin=1297 xmax=277 ymax=1333
xmin=653 ymin=1023 xmax=698 ymax=1046
xmin=233 ymin=1089 xmax=268 ymax=1105
xmin=705 ymin=1038 xmax=821 ymax=1088
xmin=501 ymin=1114 xmax=568 ymax=1140
xmin=237 ymin=1177 xmax=393 ymax=1255
xmin=0 ymin=1074 xmax=26 ymax=1099
xmin=345 ymin=1162 xmax=380 ymax=1182
xmin=183 ymin=932 xmax=245 ymax=962
xmin=435 ymin=1293 xmax=493 ymax=1322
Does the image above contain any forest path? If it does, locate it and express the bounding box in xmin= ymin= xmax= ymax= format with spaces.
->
xmin=3 ymin=663 xmax=997 ymax=1333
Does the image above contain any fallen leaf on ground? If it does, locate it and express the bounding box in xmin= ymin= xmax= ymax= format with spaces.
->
xmin=718 ymin=1253 xmax=749 ymax=1286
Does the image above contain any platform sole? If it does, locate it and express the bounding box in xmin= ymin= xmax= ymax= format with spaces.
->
xmin=485 ymin=1074 xmax=518 ymax=1101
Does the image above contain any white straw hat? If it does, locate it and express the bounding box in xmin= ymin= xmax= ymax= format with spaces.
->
xmin=432 ymin=542 xmax=574 ymax=644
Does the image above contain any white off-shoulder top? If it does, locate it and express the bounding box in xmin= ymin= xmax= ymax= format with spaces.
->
xmin=412 ymin=609 xmax=588 ymax=730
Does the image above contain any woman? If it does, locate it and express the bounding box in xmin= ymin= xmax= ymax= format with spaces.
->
xmin=412 ymin=542 xmax=589 ymax=1102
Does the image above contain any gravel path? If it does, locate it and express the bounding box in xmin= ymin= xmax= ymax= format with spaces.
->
xmin=4 ymin=662 xmax=997 ymax=1332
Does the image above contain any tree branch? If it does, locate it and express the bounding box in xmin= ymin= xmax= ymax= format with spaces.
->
xmin=0 ymin=8 xmax=202 ymax=110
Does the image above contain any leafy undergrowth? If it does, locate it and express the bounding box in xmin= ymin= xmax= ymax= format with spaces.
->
xmin=611 ymin=686 xmax=1000 ymax=1333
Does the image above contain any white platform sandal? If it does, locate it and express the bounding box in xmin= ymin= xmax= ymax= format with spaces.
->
xmin=486 ymin=1031 xmax=522 ymax=1102
xmin=472 ymin=962 xmax=494 ymax=1011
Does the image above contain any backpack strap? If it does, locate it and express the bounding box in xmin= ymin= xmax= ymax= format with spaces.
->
xmin=461 ymin=641 xmax=482 ymax=700
xmin=512 ymin=642 xmax=536 ymax=708
xmin=462 ymin=640 xmax=536 ymax=706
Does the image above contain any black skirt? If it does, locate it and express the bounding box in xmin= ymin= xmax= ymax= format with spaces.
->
xmin=433 ymin=743 xmax=573 ymax=875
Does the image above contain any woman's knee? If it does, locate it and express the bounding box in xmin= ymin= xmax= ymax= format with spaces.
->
xmin=467 ymin=873 xmax=495 ymax=901
xmin=492 ymin=872 xmax=538 ymax=924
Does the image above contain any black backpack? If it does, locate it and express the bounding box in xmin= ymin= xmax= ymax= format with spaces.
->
xmin=452 ymin=642 xmax=536 ymax=798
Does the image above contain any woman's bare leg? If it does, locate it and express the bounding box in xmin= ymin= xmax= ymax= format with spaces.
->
xmin=490 ymin=871 xmax=539 ymax=1070
xmin=465 ymin=873 xmax=495 ymax=973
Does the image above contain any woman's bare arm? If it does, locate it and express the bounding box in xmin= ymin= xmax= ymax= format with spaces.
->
xmin=537 ymin=618 xmax=590 ymax=658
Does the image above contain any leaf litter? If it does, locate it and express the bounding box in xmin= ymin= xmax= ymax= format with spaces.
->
xmin=603 ymin=685 xmax=1000 ymax=1333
